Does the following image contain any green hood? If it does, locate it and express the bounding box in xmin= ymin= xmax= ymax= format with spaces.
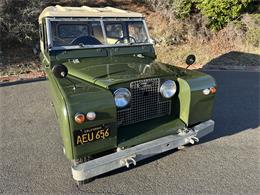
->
xmin=64 ymin=56 xmax=185 ymax=88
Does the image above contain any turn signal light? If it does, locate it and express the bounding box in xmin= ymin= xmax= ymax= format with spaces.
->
xmin=210 ymin=87 xmax=217 ymax=94
xmin=203 ymin=87 xmax=217 ymax=95
xmin=74 ymin=113 xmax=86 ymax=124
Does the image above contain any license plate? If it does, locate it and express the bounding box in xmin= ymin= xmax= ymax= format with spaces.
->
xmin=74 ymin=125 xmax=110 ymax=146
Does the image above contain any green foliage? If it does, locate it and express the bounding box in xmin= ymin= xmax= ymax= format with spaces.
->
xmin=169 ymin=0 xmax=194 ymax=19
xmin=0 ymin=0 xmax=97 ymax=47
xmin=1 ymin=0 xmax=47 ymax=46
xmin=143 ymin=0 xmax=194 ymax=18
xmin=246 ymin=27 xmax=260 ymax=47
xmin=144 ymin=0 xmax=253 ymax=30
xmin=196 ymin=0 xmax=252 ymax=30
xmin=244 ymin=14 xmax=260 ymax=47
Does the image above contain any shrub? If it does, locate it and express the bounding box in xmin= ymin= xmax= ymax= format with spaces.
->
xmin=196 ymin=0 xmax=252 ymax=30
xmin=144 ymin=0 xmax=195 ymax=18
xmin=143 ymin=0 xmax=170 ymax=12
xmin=0 ymin=0 xmax=97 ymax=47
xmin=169 ymin=0 xmax=194 ymax=19
xmin=243 ymin=14 xmax=260 ymax=47
xmin=1 ymin=0 xmax=48 ymax=47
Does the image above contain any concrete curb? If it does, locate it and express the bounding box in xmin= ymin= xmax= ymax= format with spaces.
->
xmin=0 ymin=77 xmax=47 ymax=87
xmin=203 ymin=65 xmax=260 ymax=72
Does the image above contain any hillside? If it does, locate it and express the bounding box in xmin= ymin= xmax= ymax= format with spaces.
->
xmin=0 ymin=0 xmax=259 ymax=82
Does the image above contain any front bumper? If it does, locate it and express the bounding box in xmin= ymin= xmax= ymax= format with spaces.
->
xmin=71 ymin=120 xmax=214 ymax=181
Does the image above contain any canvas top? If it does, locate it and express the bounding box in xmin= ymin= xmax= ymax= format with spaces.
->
xmin=39 ymin=5 xmax=143 ymax=23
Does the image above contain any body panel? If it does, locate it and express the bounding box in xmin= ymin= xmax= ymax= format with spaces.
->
xmin=63 ymin=55 xmax=186 ymax=88
xmin=118 ymin=117 xmax=185 ymax=148
xmin=46 ymin=69 xmax=74 ymax=159
xmin=47 ymin=72 xmax=119 ymax=159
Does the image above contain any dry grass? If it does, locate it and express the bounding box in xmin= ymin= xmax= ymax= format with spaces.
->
xmin=153 ymin=14 xmax=260 ymax=68
xmin=125 ymin=1 xmax=260 ymax=68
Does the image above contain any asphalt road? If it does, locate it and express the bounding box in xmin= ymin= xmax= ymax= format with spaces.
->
xmin=0 ymin=71 xmax=259 ymax=195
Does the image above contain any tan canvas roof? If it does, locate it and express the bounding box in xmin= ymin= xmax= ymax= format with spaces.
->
xmin=39 ymin=5 xmax=143 ymax=23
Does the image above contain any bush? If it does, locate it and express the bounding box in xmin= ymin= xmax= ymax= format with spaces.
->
xmin=0 ymin=0 xmax=98 ymax=48
xmin=143 ymin=0 xmax=170 ymax=12
xmin=243 ymin=14 xmax=260 ymax=47
xmin=169 ymin=0 xmax=194 ymax=19
xmin=196 ymin=0 xmax=252 ymax=30
xmin=144 ymin=0 xmax=195 ymax=18
xmin=144 ymin=0 xmax=253 ymax=31
xmin=1 ymin=0 xmax=47 ymax=47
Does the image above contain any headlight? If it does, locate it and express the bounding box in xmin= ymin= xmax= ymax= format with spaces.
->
xmin=114 ymin=88 xmax=131 ymax=108
xmin=160 ymin=80 xmax=177 ymax=98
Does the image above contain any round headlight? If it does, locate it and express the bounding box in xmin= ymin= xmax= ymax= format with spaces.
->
xmin=114 ymin=88 xmax=131 ymax=108
xmin=160 ymin=80 xmax=177 ymax=98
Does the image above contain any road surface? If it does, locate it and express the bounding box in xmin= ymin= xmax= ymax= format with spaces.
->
xmin=0 ymin=70 xmax=259 ymax=194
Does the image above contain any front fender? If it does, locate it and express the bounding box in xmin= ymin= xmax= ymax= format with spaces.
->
xmin=178 ymin=71 xmax=216 ymax=126
xmin=48 ymin=71 xmax=117 ymax=160
xmin=46 ymin=69 xmax=74 ymax=160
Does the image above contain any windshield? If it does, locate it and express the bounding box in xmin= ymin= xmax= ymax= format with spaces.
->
xmin=49 ymin=20 xmax=150 ymax=48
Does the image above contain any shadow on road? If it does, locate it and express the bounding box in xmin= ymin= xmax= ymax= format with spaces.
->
xmin=201 ymin=51 xmax=260 ymax=143
xmin=203 ymin=51 xmax=260 ymax=70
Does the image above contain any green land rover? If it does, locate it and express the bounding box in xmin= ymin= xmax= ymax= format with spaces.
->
xmin=39 ymin=6 xmax=217 ymax=184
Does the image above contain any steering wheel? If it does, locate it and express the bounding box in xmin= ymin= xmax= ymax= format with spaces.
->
xmin=70 ymin=35 xmax=102 ymax=45
xmin=115 ymin=36 xmax=137 ymax=44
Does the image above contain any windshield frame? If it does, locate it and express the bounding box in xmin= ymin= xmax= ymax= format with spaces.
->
xmin=45 ymin=17 xmax=152 ymax=51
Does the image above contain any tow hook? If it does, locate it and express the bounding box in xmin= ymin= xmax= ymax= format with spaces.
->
xmin=120 ymin=155 xmax=136 ymax=168
xmin=185 ymin=136 xmax=199 ymax=145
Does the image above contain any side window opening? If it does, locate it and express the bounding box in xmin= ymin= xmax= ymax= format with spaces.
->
xmin=43 ymin=24 xmax=48 ymax=50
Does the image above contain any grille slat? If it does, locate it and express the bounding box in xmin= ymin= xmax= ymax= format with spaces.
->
xmin=117 ymin=78 xmax=171 ymax=126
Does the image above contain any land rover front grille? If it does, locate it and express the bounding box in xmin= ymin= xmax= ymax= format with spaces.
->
xmin=117 ymin=78 xmax=171 ymax=126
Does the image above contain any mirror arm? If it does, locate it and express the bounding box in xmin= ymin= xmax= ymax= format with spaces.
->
xmin=185 ymin=64 xmax=191 ymax=70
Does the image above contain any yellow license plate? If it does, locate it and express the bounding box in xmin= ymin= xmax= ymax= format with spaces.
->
xmin=74 ymin=125 xmax=110 ymax=146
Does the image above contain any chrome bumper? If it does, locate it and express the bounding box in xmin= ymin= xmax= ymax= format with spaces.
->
xmin=71 ymin=120 xmax=214 ymax=181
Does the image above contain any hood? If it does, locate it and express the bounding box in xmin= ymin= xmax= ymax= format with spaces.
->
xmin=64 ymin=56 xmax=186 ymax=88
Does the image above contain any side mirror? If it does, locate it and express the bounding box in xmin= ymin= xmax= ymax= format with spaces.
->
xmin=186 ymin=54 xmax=196 ymax=66
xmin=52 ymin=64 xmax=68 ymax=79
